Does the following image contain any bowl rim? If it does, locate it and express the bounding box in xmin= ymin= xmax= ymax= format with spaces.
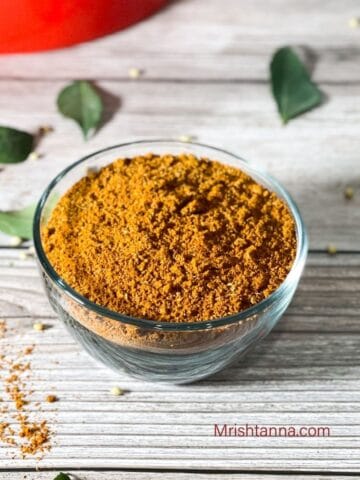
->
xmin=33 ymin=139 xmax=308 ymax=332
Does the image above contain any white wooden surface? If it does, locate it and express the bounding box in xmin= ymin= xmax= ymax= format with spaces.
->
xmin=0 ymin=475 xmax=354 ymax=480
xmin=0 ymin=0 xmax=360 ymax=477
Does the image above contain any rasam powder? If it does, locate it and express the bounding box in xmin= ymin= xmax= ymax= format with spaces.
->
xmin=42 ymin=153 xmax=296 ymax=325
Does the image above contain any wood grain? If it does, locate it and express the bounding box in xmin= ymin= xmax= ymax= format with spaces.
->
xmin=0 ymin=80 xmax=359 ymax=249
xmin=1 ymin=326 xmax=360 ymax=471
xmin=0 ymin=0 xmax=359 ymax=475
xmin=0 ymin=250 xmax=360 ymax=471
xmin=0 ymin=474 xmax=355 ymax=480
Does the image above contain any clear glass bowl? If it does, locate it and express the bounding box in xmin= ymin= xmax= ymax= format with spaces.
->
xmin=33 ymin=140 xmax=308 ymax=384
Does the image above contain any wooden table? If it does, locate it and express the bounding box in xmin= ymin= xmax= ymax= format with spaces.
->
xmin=1 ymin=0 xmax=360 ymax=477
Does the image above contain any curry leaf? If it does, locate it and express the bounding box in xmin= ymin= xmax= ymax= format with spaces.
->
xmin=270 ymin=47 xmax=322 ymax=124
xmin=53 ymin=474 xmax=71 ymax=480
xmin=57 ymin=80 xmax=103 ymax=139
xmin=0 ymin=126 xmax=34 ymax=163
xmin=0 ymin=204 xmax=36 ymax=239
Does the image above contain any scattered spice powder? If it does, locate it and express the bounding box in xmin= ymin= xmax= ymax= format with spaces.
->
xmin=38 ymin=125 xmax=54 ymax=135
xmin=17 ymin=414 xmax=50 ymax=456
xmin=42 ymin=153 xmax=296 ymax=324
xmin=0 ymin=320 xmax=6 ymax=339
xmin=46 ymin=394 xmax=58 ymax=403
xmin=0 ymin=320 xmax=51 ymax=458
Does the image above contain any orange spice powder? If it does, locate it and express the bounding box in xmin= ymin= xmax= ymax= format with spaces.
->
xmin=42 ymin=153 xmax=297 ymax=323
xmin=0 ymin=321 xmax=51 ymax=458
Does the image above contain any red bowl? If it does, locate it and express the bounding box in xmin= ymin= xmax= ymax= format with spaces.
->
xmin=0 ymin=0 xmax=167 ymax=53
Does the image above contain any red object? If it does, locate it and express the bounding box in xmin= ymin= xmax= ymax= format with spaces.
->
xmin=0 ymin=0 xmax=167 ymax=53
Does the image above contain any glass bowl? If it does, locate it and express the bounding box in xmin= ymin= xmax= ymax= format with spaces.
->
xmin=33 ymin=140 xmax=308 ymax=384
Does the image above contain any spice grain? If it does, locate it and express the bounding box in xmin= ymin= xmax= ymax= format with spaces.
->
xmin=0 ymin=321 xmax=51 ymax=457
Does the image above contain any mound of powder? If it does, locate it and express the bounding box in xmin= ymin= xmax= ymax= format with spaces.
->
xmin=42 ymin=153 xmax=296 ymax=322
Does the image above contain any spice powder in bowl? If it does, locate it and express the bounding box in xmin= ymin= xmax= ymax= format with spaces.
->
xmin=41 ymin=153 xmax=297 ymax=352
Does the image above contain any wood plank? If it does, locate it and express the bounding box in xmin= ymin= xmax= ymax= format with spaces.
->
xmin=0 ymin=473 xmax=355 ymax=480
xmin=2 ymin=327 xmax=360 ymax=385
xmin=0 ymin=252 xmax=360 ymax=471
xmin=0 ymin=250 xmax=358 ymax=333
xmin=0 ymin=0 xmax=359 ymax=82
xmin=0 ymin=81 xmax=359 ymax=249
xmin=1 ymin=0 xmax=358 ymax=475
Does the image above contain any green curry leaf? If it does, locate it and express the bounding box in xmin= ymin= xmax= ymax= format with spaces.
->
xmin=53 ymin=474 xmax=72 ymax=480
xmin=57 ymin=80 xmax=103 ymax=139
xmin=0 ymin=204 xmax=36 ymax=239
xmin=270 ymin=47 xmax=323 ymax=124
xmin=0 ymin=126 xmax=34 ymax=164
